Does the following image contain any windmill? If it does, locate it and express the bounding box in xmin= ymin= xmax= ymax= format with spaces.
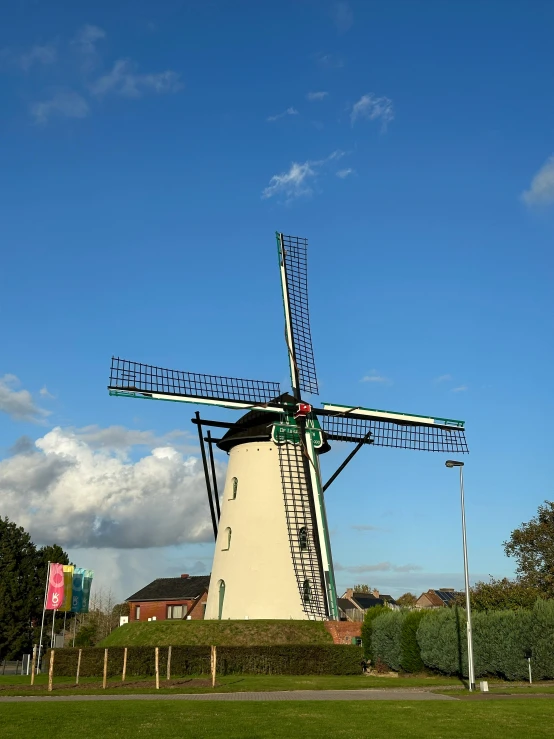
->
xmin=108 ymin=232 xmax=468 ymax=621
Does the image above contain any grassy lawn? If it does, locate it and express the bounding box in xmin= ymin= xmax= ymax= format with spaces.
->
xmin=2 ymin=701 xmax=554 ymax=738
xmin=99 ymin=619 xmax=334 ymax=646
xmin=0 ymin=673 xmax=464 ymax=696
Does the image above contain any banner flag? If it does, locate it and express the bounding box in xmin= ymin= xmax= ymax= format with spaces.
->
xmin=71 ymin=568 xmax=85 ymax=613
xmin=81 ymin=570 xmax=94 ymax=613
xmin=45 ymin=563 xmax=65 ymax=610
xmin=59 ymin=565 xmax=74 ymax=612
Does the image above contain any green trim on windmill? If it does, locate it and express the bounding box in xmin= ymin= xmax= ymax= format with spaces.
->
xmin=322 ymin=402 xmax=465 ymax=428
xmin=272 ymin=412 xmax=325 ymax=448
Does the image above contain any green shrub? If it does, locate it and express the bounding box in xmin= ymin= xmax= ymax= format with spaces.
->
xmin=400 ymin=610 xmax=428 ymax=673
xmin=531 ymin=599 xmax=554 ymax=680
xmin=417 ymin=608 xmax=468 ymax=676
xmin=46 ymin=644 xmax=362 ymax=677
xmin=360 ymin=605 xmax=389 ymax=660
xmin=371 ymin=611 xmax=405 ymax=671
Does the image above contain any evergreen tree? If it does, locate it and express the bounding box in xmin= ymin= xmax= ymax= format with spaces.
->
xmin=0 ymin=518 xmax=38 ymax=660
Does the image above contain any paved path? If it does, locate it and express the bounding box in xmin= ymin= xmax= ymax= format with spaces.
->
xmin=0 ymin=689 xmax=457 ymax=702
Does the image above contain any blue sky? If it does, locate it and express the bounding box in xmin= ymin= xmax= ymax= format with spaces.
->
xmin=1 ymin=0 xmax=554 ymax=601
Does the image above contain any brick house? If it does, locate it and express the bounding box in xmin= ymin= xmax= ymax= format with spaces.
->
xmin=126 ymin=574 xmax=210 ymax=622
xmin=338 ymin=588 xmax=398 ymax=621
xmin=415 ymin=588 xmax=461 ymax=609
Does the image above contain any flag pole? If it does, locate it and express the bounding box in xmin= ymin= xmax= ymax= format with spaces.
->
xmin=72 ymin=614 xmax=77 ymax=648
xmin=51 ymin=609 xmax=56 ymax=648
xmin=38 ymin=561 xmax=51 ymax=670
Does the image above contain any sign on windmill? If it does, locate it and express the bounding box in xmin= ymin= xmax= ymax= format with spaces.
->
xmin=108 ymin=232 xmax=468 ymax=622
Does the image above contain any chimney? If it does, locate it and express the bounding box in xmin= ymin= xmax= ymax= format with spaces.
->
xmin=345 ymin=588 xmax=354 ymax=600
xmin=180 ymin=574 xmax=189 ymax=579
xmin=372 ymin=589 xmax=380 ymax=598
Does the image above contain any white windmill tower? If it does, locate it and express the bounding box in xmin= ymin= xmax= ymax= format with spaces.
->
xmin=108 ymin=232 xmax=468 ymax=621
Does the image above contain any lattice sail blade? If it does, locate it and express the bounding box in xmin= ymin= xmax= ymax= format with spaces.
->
xmin=318 ymin=405 xmax=468 ymax=453
xmin=277 ymin=232 xmax=319 ymax=396
xmin=109 ymin=357 xmax=281 ymax=409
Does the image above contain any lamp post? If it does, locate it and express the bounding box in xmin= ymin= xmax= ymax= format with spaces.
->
xmin=445 ymin=460 xmax=475 ymax=691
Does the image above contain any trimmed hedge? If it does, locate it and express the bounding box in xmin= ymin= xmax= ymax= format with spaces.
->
xmin=47 ymin=644 xmax=362 ymax=677
xmin=360 ymin=605 xmax=389 ymax=660
xmin=364 ymin=599 xmax=554 ymax=680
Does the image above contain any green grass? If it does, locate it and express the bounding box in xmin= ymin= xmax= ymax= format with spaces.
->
xmin=0 ymin=673 xmax=464 ymax=696
xmin=2 ymin=701 xmax=554 ymax=738
xmin=99 ymin=619 xmax=334 ymax=647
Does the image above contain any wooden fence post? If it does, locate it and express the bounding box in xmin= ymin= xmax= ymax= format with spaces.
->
xmin=30 ymin=645 xmax=37 ymax=686
xmin=155 ymin=647 xmax=160 ymax=690
xmin=166 ymin=646 xmax=172 ymax=681
xmin=211 ymin=645 xmax=217 ymax=688
xmin=122 ymin=647 xmax=127 ymax=682
xmin=103 ymin=649 xmax=108 ymax=689
xmin=48 ymin=650 xmax=55 ymax=692
xmin=76 ymin=649 xmax=82 ymax=686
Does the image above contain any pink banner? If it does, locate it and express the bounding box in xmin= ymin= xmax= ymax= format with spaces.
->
xmin=46 ymin=563 xmax=65 ymax=610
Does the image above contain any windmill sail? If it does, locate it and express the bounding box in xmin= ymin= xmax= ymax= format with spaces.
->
xmin=109 ymin=357 xmax=282 ymax=410
xmin=318 ymin=404 xmax=468 ymax=453
xmin=277 ymin=233 xmax=319 ymax=397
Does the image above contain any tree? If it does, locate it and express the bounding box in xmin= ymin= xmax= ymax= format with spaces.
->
xmin=504 ymin=500 xmax=554 ymax=594
xmin=0 ymin=517 xmax=71 ymax=659
xmin=454 ymin=577 xmax=542 ymax=612
xmin=353 ymin=584 xmax=371 ymax=593
xmin=360 ymin=605 xmax=389 ymax=661
xmin=397 ymin=592 xmax=417 ymax=607
xmin=0 ymin=518 xmax=38 ymax=660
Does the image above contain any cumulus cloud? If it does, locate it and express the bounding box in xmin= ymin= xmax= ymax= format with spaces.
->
xmin=39 ymin=386 xmax=55 ymax=399
xmin=91 ymin=59 xmax=182 ymax=98
xmin=336 ymin=167 xmax=354 ymax=178
xmin=351 ymin=93 xmax=394 ymax=130
xmin=332 ymin=2 xmax=354 ymax=33
xmin=0 ymin=426 xmax=222 ymax=549
xmin=262 ymin=149 xmax=344 ymax=201
xmin=19 ymin=44 xmax=57 ymax=70
xmin=521 ymin=155 xmax=554 ymax=206
xmin=361 ymin=370 xmax=392 ymax=385
xmin=335 ymin=561 xmax=423 ymax=574
xmin=266 ymin=106 xmax=299 ymax=122
xmin=306 ymin=91 xmax=328 ymax=101
xmin=30 ymin=91 xmax=89 ymax=124
xmin=0 ymin=375 xmax=50 ymax=422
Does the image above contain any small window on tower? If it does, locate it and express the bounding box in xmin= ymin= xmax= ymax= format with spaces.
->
xmin=299 ymin=527 xmax=308 ymax=551
xmin=222 ymin=527 xmax=232 ymax=551
xmin=303 ymin=579 xmax=311 ymax=603
xmin=230 ymin=477 xmax=238 ymax=500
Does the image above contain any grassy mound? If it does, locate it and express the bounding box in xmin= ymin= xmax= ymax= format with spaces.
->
xmin=99 ymin=620 xmax=333 ymax=647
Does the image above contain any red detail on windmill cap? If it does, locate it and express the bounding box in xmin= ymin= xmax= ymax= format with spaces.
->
xmin=294 ymin=403 xmax=312 ymax=418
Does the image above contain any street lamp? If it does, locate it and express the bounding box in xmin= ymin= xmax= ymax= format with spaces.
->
xmin=445 ymin=460 xmax=476 ymax=692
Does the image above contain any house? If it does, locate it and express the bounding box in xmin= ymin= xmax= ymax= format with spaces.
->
xmin=415 ymin=588 xmax=462 ymax=609
xmin=338 ymin=588 xmax=398 ymax=621
xmin=126 ymin=574 xmax=210 ymax=622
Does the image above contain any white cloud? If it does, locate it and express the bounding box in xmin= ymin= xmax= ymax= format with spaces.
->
xmin=72 ymin=24 xmax=106 ymax=56
xmin=313 ymin=52 xmax=344 ymax=69
xmin=306 ymin=91 xmax=328 ymax=101
xmin=30 ymin=91 xmax=89 ymax=124
xmin=336 ymin=167 xmax=354 ymax=178
xmin=521 ymin=155 xmax=554 ymax=206
xmin=434 ymin=374 xmax=452 ymax=384
xmin=0 ymin=375 xmax=50 ymax=422
xmin=452 ymin=385 xmax=468 ymax=393
xmin=361 ymin=370 xmax=392 ymax=385
xmin=335 ymin=561 xmax=423 ymax=574
xmin=266 ymin=106 xmax=299 ymax=122
xmin=0 ymin=426 xmax=223 ymax=549
xmin=351 ymin=93 xmax=394 ymax=130
xmin=91 ymin=59 xmax=182 ymax=98
xmin=332 ymin=2 xmax=353 ymax=33
xmin=71 ymin=424 xmax=195 ymax=454
xmin=19 ymin=45 xmax=57 ymax=70
xmin=39 ymin=386 xmax=55 ymax=399
xmin=262 ymin=149 xmax=345 ymax=201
